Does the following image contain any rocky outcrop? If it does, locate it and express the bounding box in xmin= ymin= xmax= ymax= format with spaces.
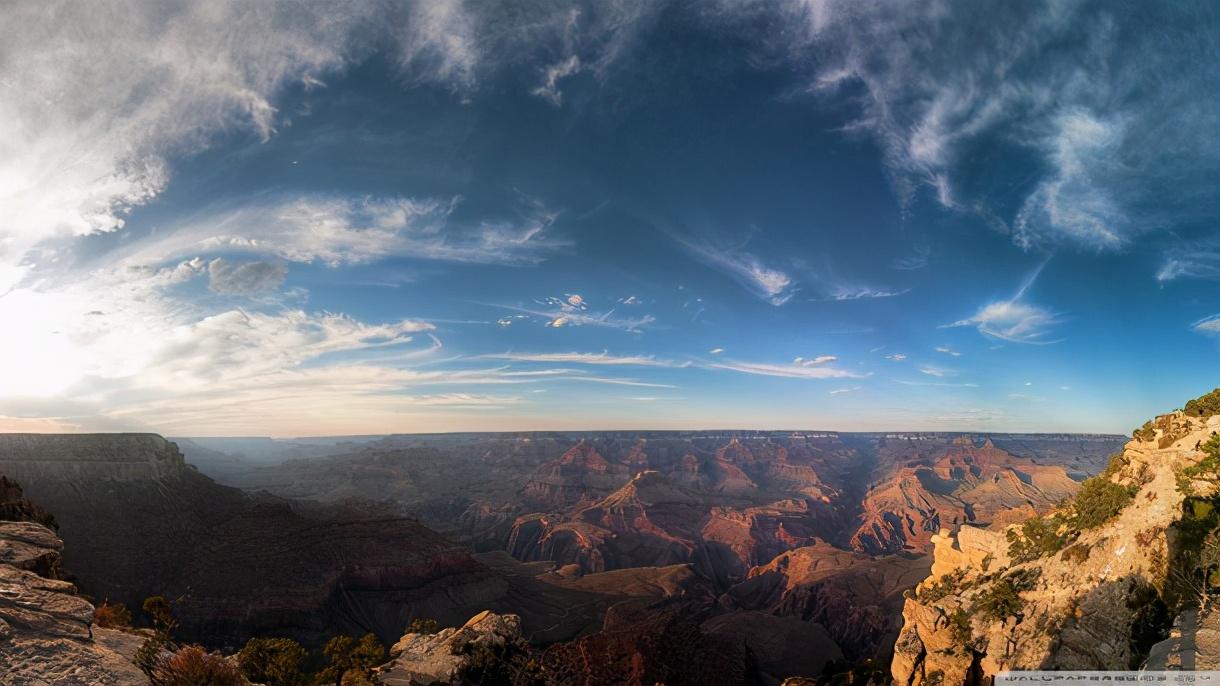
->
xmin=891 ymin=410 xmax=1218 ymax=686
xmin=0 ymin=501 xmax=147 ymax=685
xmin=376 ymin=610 xmax=529 ymax=685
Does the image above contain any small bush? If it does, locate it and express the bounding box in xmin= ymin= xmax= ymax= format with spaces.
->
xmin=1133 ymin=422 xmax=1156 ymax=442
xmin=1007 ymin=516 xmax=1070 ymax=563
xmin=94 ymin=600 xmax=133 ymax=629
xmin=1071 ymin=476 xmax=1137 ymax=529
xmin=149 ymin=645 xmax=245 ymax=686
xmin=237 ymin=637 xmax=307 ymax=686
xmin=461 ymin=641 xmax=546 ymax=686
xmin=315 ymin=633 xmax=385 ymax=686
xmin=143 ymin=595 xmax=178 ymax=635
xmin=1185 ymin=389 xmax=1220 ymax=418
xmin=1183 ymin=434 xmax=1220 ymax=483
xmin=973 ymin=572 xmax=1032 ymax=623
xmin=919 ymin=571 xmax=968 ymax=602
xmin=947 ymin=608 xmax=973 ymax=650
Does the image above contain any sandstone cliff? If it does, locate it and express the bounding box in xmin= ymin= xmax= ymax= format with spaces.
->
xmin=892 ymin=408 xmax=1220 ymax=685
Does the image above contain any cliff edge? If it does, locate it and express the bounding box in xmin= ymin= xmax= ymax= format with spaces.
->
xmin=892 ymin=399 xmax=1220 ymax=686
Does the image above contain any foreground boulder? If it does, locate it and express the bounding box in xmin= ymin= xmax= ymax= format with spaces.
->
xmin=376 ymin=610 xmax=533 ymax=685
xmin=0 ymin=505 xmax=147 ymax=685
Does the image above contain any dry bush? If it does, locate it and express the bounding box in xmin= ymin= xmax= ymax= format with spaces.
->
xmin=93 ymin=600 xmax=133 ymax=629
xmin=150 ymin=644 xmax=246 ymax=686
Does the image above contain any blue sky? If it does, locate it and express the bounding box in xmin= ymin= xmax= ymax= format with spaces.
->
xmin=1 ymin=1 xmax=1218 ymax=436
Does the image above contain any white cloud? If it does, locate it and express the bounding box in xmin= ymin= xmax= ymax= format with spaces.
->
xmin=949 ymin=300 xmax=1061 ymax=345
xmin=707 ymin=359 xmax=865 ymax=380
xmin=708 ymin=347 xmax=725 ymax=355
xmin=1157 ymin=239 xmax=1220 ymax=283
xmin=122 ymin=195 xmax=558 ymax=268
xmin=394 ymin=0 xmax=480 ymax=91
xmin=501 ymin=303 xmax=655 ymax=333
xmin=481 ymin=351 xmax=685 ymax=367
xmin=677 ymin=239 xmax=796 ymax=305
xmin=533 ymin=55 xmax=583 ymax=106
xmin=0 ymin=2 xmax=396 ymax=292
xmin=885 ymin=353 xmax=908 ymax=361
xmin=934 ymin=346 xmax=961 ymax=357
xmin=794 ymin=355 xmax=837 ymax=366
xmin=207 ymin=259 xmax=288 ymax=295
xmin=1192 ymin=315 xmax=1220 ymax=336
xmin=918 ymin=366 xmax=956 ymax=378
xmin=718 ymin=1 xmax=1220 ymax=253
xmin=829 ymin=386 xmax=861 ymax=395
xmin=948 ymin=260 xmax=1061 ymax=344
xmin=813 ymin=286 xmax=908 ymax=302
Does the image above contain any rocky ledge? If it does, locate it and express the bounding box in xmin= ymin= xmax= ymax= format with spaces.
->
xmin=376 ymin=610 xmax=529 ymax=685
xmin=0 ymin=518 xmax=146 ymax=685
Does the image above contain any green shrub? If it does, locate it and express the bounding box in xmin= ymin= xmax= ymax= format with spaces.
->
xmin=947 ymin=608 xmax=974 ymax=650
xmin=1133 ymin=422 xmax=1156 ymax=442
xmin=143 ymin=595 xmax=178 ymax=635
xmin=919 ymin=571 xmax=969 ymax=602
xmin=1183 ymin=434 xmax=1220 ymax=483
xmin=972 ymin=568 xmax=1039 ymax=623
xmin=238 ymin=637 xmax=307 ymax=686
xmin=1071 ymin=476 xmax=1137 ymax=529
xmin=1007 ymin=515 xmax=1070 ymax=563
xmin=315 ymin=633 xmax=385 ymax=686
xmin=1185 ymin=389 xmax=1220 ymax=418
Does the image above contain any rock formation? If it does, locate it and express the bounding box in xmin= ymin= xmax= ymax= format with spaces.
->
xmin=891 ymin=406 xmax=1220 ymax=685
xmin=0 ymin=479 xmax=147 ymax=685
xmin=376 ymin=610 xmax=532 ymax=685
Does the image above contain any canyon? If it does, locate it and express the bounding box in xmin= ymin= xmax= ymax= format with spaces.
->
xmin=0 ymin=429 xmax=1124 ymax=684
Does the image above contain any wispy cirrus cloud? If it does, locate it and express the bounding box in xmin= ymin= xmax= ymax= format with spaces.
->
xmin=676 ymin=239 xmax=796 ymax=306
xmin=948 ymin=300 xmax=1061 ymax=344
xmin=1157 ymin=239 xmax=1220 ymax=283
xmin=948 ymin=259 xmax=1062 ymax=344
xmin=707 ymin=358 xmax=865 ymax=380
xmin=715 ymin=1 xmax=1220 ymax=255
xmin=794 ymin=356 xmax=836 ymax=366
xmin=119 ymin=194 xmax=559 ymax=269
xmin=1191 ymin=315 xmax=1220 ymax=336
xmin=480 ymin=351 xmax=687 ymax=367
xmin=811 ymin=286 xmax=909 ymax=302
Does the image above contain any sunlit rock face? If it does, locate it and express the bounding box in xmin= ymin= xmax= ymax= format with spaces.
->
xmin=891 ymin=412 xmax=1218 ymax=686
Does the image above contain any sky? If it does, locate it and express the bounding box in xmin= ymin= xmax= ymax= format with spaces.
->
xmin=1 ymin=1 xmax=1219 ymax=437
